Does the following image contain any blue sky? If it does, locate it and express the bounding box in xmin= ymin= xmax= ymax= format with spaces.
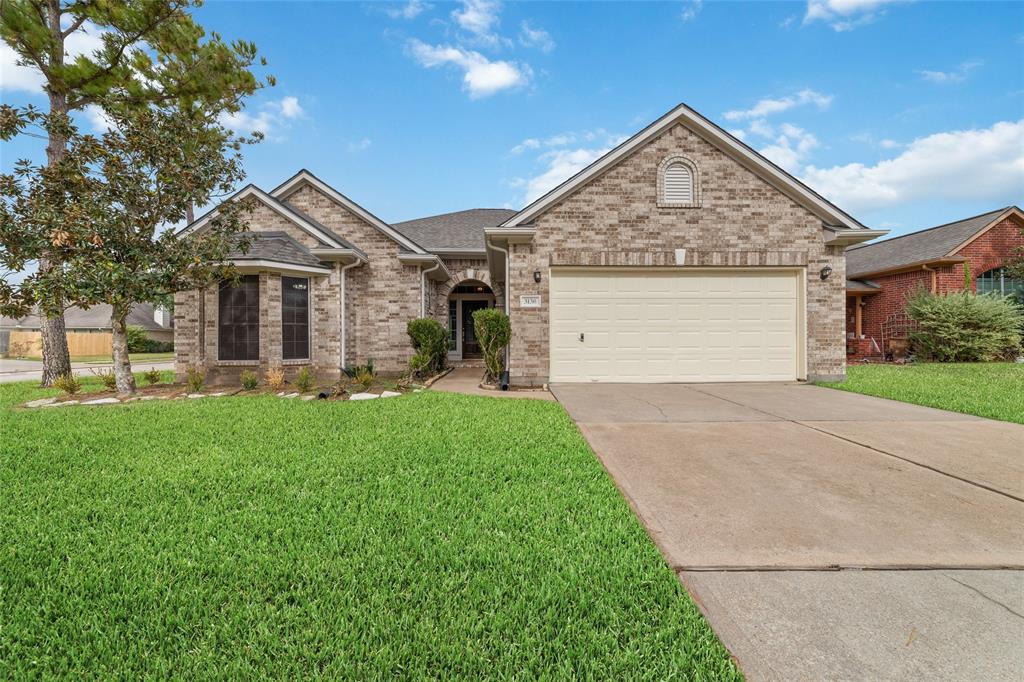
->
xmin=2 ymin=0 xmax=1023 ymax=237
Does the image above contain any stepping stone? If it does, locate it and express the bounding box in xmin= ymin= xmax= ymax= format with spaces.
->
xmin=187 ymin=393 xmax=205 ymax=399
xmin=25 ymin=397 xmax=58 ymax=408
xmin=209 ymin=392 xmax=227 ymax=397
xmin=380 ymin=391 xmax=401 ymax=398
xmin=276 ymin=391 xmax=286 ymax=397
xmin=301 ymin=395 xmax=316 ymax=401
xmin=42 ymin=400 xmax=79 ymax=408
xmin=283 ymin=392 xmax=299 ymax=398
xmin=82 ymin=397 xmax=120 ymax=405
xmin=349 ymin=392 xmax=378 ymax=400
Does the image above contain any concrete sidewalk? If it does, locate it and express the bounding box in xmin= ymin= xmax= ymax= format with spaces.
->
xmin=0 ymin=358 xmax=175 ymax=384
xmin=431 ymin=367 xmax=555 ymax=400
xmin=552 ymin=382 xmax=1024 ymax=681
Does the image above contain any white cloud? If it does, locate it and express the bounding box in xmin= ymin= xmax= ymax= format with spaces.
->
xmin=347 ymin=138 xmax=372 ymax=152
xmin=680 ymin=0 xmax=703 ymax=22
xmin=724 ymin=89 xmax=833 ymax=121
xmin=278 ymin=96 xmax=304 ymax=118
xmin=218 ymin=96 xmax=306 ymax=140
xmin=803 ymin=0 xmax=904 ymax=31
xmin=0 ymin=22 xmax=106 ymax=94
xmin=748 ymin=118 xmax=775 ymax=138
xmin=519 ymin=21 xmax=555 ymax=52
xmin=510 ymin=137 xmax=541 ymax=154
xmin=83 ymin=105 xmax=115 ymax=132
xmin=512 ymin=129 xmax=627 ymax=203
xmin=385 ymin=0 xmax=430 ymax=19
xmin=407 ymin=39 xmax=529 ymax=98
xmin=879 ymin=138 xmax=901 ymax=149
xmin=758 ymin=123 xmax=819 ymax=173
xmin=452 ymin=0 xmax=504 ymax=45
xmin=729 ymin=129 xmax=747 ymax=141
xmin=918 ymin=59 xmax=983 ymax=84
xmin=802 ymin=120 xmax=1024 ymax=212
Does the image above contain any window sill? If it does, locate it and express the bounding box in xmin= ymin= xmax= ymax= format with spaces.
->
xmin=282 ymin=359 xmax=310 ymax=366
xmin=657 ymin=201 xmax=701 ymax=209
xmin=215 ymin=360 xmax=260 ymax=366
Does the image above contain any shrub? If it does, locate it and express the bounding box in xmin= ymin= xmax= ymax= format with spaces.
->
xmin=295 ymin=367 xmax=314 ymax=393
xmin=240 ymin=369 xmax=259 ymax=391
xmin=407 ymin=318 xmax=448 ymax=375
xmin=473 ymin=308 xmax=511 ymax=383
xmin=265 ymin=366 xmax=285 ymax=390
xmin=143 ymin=369 xmax=162 ymax=386
xmin=93 ymin=368 xmax=117 ymax=391
xmin=53 ymin=373 xmax=82 ymax=396
xmin=125 ymin=325 xmax=149 ymax=353
xmin=355 ymin=367 xmax=374 ymax=390
xmin=906 ymin=289 xmax=1023 ymax=362
xmin=408 ymin=351 xmax=431 ymax=377
xmin=186 ymin=366 xmax=204 ymax=393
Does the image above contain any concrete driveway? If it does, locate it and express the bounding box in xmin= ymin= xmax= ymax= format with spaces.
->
xmin=552 ymin=382 xmax=1024 ymax=681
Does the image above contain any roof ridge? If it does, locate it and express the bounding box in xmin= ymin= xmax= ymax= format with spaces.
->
xmin=848 ymin=206 xmax=1011 ymax=251
xmin=392 ymin=207 xmax=518 ymax=225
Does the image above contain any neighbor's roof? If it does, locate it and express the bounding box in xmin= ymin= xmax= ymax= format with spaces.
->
xmin=0 ymin=302 xmax=169 ymax=331
xmin=393 ymin=208 xmax=518 ymax=251
xmin=846 ymin=207 xmax=1018 ymax=277
xmin=229 ymin=231 xmax=325 ymax=268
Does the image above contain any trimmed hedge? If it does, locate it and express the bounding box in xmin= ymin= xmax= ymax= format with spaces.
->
xmin=473 ymin=308 xmax=510 ymax=383
xmin=407 ymin=318 xmax=448 ymax=376
xmin=906 ymin=289 xmax=1023 ymax=362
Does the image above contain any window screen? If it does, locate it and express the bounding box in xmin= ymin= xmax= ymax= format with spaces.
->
xmin=218 ymin=276 xmax=260 ymax=361
xmin=282 ymin=276 xmax=310 ymax=360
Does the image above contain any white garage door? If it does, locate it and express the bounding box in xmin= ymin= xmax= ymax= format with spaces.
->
xmin=549 ymin=269 xmax=801 ymax=383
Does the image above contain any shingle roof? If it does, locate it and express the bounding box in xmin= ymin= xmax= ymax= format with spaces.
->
xmin=1 ymin=302 xmax=169 ymax=331
xmin=230 ymin=231 xmax=326 ymax=268
xmin=392 ymin=208 xmax=518 ymax=251
xmin=846 ymin=207 xmax=1013 ymax=277
xmin=845 ymin=279 xmax=881 ymax=293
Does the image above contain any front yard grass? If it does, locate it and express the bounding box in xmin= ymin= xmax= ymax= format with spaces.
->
xmin=0 ymin=380 xmax=738 ymax=679
xmin=820 ymin=362 xmax=1024 ymax=424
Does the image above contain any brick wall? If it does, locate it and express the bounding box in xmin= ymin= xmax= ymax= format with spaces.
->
xmin=846 ymin=215 xmax=1024 ymax=359
xmin=175 ymin=185 xmax=426 ymax=383
xmin=506 ymin=122 xmax=847 ymax=385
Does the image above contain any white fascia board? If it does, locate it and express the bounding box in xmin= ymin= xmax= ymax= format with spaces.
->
xmin=271 ymin=170 xmax=429 ymax=254
xmin=501 ymin=102 xmax=868 ymax=231
xmin=484 ymin=227 xmax=535 ymax=244
xmin=825 ymin=228 xmax=889 ymax=246
xmin=179 ymin=185 xmax=345 ymax=249
xmin=228 ymin=259 xmax=333 ymax=276
xmin=309 ymin=247 xmax=367 ymax=263
xmin=398 ymin=253 xmax=451 ymax=280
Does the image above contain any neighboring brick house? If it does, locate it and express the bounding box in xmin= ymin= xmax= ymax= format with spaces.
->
xmin=845 ymin=206 xmax=1024 ymax=359
xmin=176 ymin=103 xmax=884 ymax=385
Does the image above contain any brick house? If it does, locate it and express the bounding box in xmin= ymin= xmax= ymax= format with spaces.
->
xmin=175 ymin=103 xmax=885 ymax=385
xmin=845 ymin=207 xmax=1024 ymax=359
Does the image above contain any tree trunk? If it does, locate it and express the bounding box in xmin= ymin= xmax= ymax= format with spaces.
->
xmin=38 ymin=5 xmax=72 ymax=386
xmin=110 ymin=303 xmax=137 ymax=395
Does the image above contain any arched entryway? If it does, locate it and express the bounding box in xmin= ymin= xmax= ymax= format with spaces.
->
xmin=446 ymin=279 xmax=495 ymax=361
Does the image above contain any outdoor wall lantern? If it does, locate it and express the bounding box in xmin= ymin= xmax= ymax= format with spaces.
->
xmin=819 ymin=265 xmax=833 ymax=281
xmin=533 ymin=270 xmax=542 ymax=283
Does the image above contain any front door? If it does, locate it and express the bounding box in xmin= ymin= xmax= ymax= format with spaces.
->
xmin=461 ymin=300 xmax=488 ymax=358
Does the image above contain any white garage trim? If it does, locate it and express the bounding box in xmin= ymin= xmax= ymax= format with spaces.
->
xmin=549 ymin=267 xmax=807 ymax=383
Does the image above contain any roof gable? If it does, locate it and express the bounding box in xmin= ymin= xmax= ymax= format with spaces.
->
xmin=501 ymin=102 xmax=868 ymax=230
xmin=271 ymin=170 xmax=428 ymax=254
xmin=180 ymin=184 xmax=350 ymax=249
xmin=847 ymin=206 xmax=1022 ymax=277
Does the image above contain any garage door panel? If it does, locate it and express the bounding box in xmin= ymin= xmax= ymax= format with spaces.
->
xmin=549 ymin=269 xmax=801 ymax=383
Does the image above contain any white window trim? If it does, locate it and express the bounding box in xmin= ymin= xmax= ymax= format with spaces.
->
xmin=446 ymin=292 xmax=495 ymax=360
xmin=657 ymin=155 xmax=700 ymax=208
xmin=281 ymin=275 xmax=311 ymax=363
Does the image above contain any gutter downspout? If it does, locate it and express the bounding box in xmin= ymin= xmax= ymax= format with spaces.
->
xmin=487 ymin=240 xmax=511 ymax=372
xmin=421 ymin=259 xmax=442 ymax=318
xmin=921 ymin=264 xmax=937 ymax=293
xmin=339 ymin=261 xmax=361 ymax=371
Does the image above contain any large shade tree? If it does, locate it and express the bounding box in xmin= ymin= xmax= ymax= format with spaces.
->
xmin=0 ymin=0 xmax=270 ymax=385
xmin=1 ymin=105 xmax=256 ymax=395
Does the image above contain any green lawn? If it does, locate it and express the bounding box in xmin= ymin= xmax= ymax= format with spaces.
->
xmin=820 ymin=363 xmax=1024 ymax=424
xmin=0 ymin=379 xmax=738 ymax=679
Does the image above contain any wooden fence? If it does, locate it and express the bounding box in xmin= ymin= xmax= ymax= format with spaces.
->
xmin=6 ymin=330 xmax=112 ymax=357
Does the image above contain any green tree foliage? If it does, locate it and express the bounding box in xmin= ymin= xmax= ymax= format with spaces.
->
xmin=407 ymin=317 xmax=448 ymax=376
xmin=472 ymin=308 xmax=511 ymax=383
xmin=0 ymin=0 xmax=271 ymax=385
xmin=906 ymin=289 xmax=1023 ymax=362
